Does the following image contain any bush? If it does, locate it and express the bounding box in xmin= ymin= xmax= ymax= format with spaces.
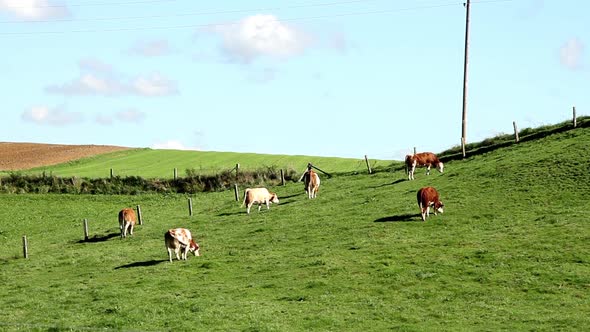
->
xmin=0 ymin=167 xmax=300 ymax=195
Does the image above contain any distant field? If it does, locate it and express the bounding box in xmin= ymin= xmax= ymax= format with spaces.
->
xmin=0 ymin=125 xmax=589 ymax=331
xmin=8 ymin=149 xmax=396 ymax=179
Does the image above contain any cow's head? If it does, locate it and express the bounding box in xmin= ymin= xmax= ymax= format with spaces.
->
xmin=270 ymin=193 xmax=279 ymax=204
xmin=189 ymin=239 xmax=201 ymax=257
xmin=437 ymin=162 xmax=444 ymax=173
xmin=434 ymin=201 xmax=444 ymax=214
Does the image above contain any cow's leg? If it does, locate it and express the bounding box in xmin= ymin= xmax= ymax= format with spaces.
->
xmin=129 ymin=223 xmax=134 ymax=236
xmin=246 ymin=203 xmax=252 ymax=214
xmin=258 ymin=203 xmax=262 ymax=212
xmin=266 ymin=199 xmax=270 ymax=210
xmin=426 ymin=165 xmax=431 ymax=175
xmin=419 ymin=202 xmax=426 ymax=221
xmin=175 ymin=247 xmax=181 ymax=261
xmin=167 ymin=248 xmax=173 ymax=262
xmin=182 ymin=245 xmax=189 ymax=260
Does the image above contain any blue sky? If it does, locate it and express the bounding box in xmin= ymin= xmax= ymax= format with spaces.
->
xmin=1 ymin=0 xmax=587 ymax=160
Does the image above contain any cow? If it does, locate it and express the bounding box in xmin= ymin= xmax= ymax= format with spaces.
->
xmin=303 ymin=169 xmax=320 ymax=199
xmin=164 ymin=228 xmax=200 ymax=262
xmin=118 ymin=208 xmax=137 ymax=238
xmin=417 ymin=186 xmax=444 ymax=221
xmin=405 ymin=152 xmax=444 ymax=180
xmin=241 ymin=187 xmax=279 ymax=214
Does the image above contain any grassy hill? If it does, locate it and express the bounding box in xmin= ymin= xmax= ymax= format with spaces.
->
xmin=6 ymin=149 xmax=393 ymax=179
xmin=0 ymin=123 xmax=589 ymax=331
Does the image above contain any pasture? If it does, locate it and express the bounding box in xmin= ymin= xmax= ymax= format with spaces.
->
xmin=8 ymin=149 xmax=389 ymax=179
xmin=1 ymin=126 xmax=589 ymax=331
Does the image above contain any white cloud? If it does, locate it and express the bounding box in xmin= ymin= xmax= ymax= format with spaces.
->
xmin=46 ymin=73 xmax=126 ymax=96
xmin=21 ymin=106 xmax=82 ymax=126
xmin=211 ymin=14 xmax=312 ymax=62
xmin=560 ymin=38 xmax=584 ymax=70
xmin=133 ymin=73 xmax=178 ymax=96
xmin=151 ymin=140 xmax=199 ymax=151
xmin=46 ymin=62 xmax=178 ymax=97
xmin=129 ymin=39 xmax=172 ymax=57
xmin=0 ymin=0 xmax=69 ymax=20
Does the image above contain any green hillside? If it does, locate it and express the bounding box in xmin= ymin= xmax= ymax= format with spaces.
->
xmin=10 ymin=149 xmax=393 ymax=179
xmin=0 ymin=124 xmax=589 ymax=331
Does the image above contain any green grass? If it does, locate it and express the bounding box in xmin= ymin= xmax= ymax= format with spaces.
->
xmin=1 ymin=126 xmax=589 ymax=331
xmin=7 ymin=149 xmax=391 ymax=179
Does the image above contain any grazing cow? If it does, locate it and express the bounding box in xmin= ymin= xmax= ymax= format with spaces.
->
xmin=303 ymin=169 xmax=320 ymax=199
xmin=405 ymin=152 xmax=444 ymax=180
xmin=241 ymin=187 xmax=279 ymax=214
xmin=417 ymin=186 xmax=444 ymax=221
xmin=118 ymin=208 xmax=137 ymax=238
xmin=164 ymin=228 xmax=200 ymax=262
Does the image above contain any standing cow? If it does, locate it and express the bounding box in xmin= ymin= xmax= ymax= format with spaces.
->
xmin=405 ymin=152 xmax=444 ymax=180
xmin=241 ymin=187 xmax=279 ymax=214
xmin=165 ymin=228 xmax=200 ymax=262
xmin=417 ymin=186 xmax=444 ymax=221
xmin=303 ymin=169 xmax=320 ymax=199
xmin=118 ymin=208 xmax=137 ymax=238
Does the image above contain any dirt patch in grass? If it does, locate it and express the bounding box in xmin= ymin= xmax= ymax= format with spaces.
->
xmin=0 ymin=142 xmax=130 ymax=171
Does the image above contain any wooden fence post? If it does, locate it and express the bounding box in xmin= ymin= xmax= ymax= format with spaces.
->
xmin=188 ymin=198 xmax=193 ymax=216
xmin=234 ymin=184 xmax=239 ymax=201
xmin=136 ymin=205 xmax=143 ymax=225
xmin=83 ymin=219 xmax=89 ymax=241
xmin=110 ymin=168 xmax=114 ymax=179
xmin=573 ymin=106 xmax=577 ymax=128
xmin=280 ymin=169 xmax=285 ymax=186
xmin=413 ymin=147 xmax=417 ymax=155
xmin=22 ymin=235 xmax=28 ymax=259
xmin=235 ymin=163 xmax=240 ymax=180
xmin=174 ymin=168 xmax=178 ymax=180
xmin=364 ymin=155 xmax=372 ymax=174
xmin=513 ymin=121 xmax=520 ymax=143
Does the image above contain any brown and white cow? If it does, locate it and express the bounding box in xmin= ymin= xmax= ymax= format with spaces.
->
xmin=303 ymin=169 xmax=320 ymax=199
xmin=241 ymin=187 xmax=279 ymax=214
xmin=118 ymin=208 xmax=137 ymax=238
xmin=417 ymin=186 xmax=444 ymax=221
xmin=405 ymin=152 xmax=444 ymax=180
xmin=164 ymin=228 xmax=200 ymax=262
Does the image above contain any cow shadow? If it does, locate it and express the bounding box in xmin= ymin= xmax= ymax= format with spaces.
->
xmin=114 ymin=259 xmax=167 ymax=269
xmin=77 ymin=232 xmax=120 ymax=243
xmin=218 ymin=211 xmax=243 ymax=217
xmin=374 ymin=213 xmax=419 ymax=223
xmin=371 ymin=179 xmax=405 ymax=188
xmin=280 ymin=194 xmax=300 ymax=199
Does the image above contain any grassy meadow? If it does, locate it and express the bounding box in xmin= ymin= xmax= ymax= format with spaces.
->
xmin=7 ymin=149 xmax=391 ymax=179
xmin=1 ymin=125 xmax=589 ymax=331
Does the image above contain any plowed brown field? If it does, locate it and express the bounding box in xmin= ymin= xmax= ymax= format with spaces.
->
xmin=0 ymin=142 xmax=130 ymax=171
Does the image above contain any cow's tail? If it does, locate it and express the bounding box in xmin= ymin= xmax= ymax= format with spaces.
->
xmin=241 ymin=189 xmax=249 ymax=207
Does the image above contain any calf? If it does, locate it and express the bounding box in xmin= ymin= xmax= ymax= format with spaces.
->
xmin=417 ymin=186 xmax=444 ymax=221
xmin=241 ymin=187 xmax=279 ymax=214
xmin=164 ymin=228 xmax=200 ymax=262
xmin=303 ymin=169 xmax=320 ymax=199
xmin=118 ymin=208 xmax=137 ymax=238
xmin=405 ymin=152 xmax=444 ymax=180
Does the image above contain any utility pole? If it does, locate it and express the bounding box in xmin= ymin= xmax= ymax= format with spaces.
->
xmin=461 ymin=0 xmax=471 ymax=158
